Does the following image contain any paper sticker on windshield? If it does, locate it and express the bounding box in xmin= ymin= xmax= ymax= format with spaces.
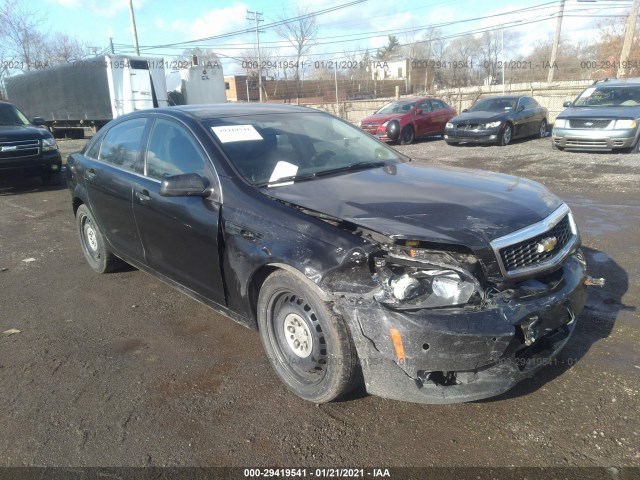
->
xmin=211 ymin=125 xmax=263 ymax=143
xmin=579 ymin=87 xmax=596 ymax=99
xmin=268 ymin=161 xmax=298 ymax=187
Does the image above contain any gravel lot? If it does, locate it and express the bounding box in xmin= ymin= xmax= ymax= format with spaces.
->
xmin=0 ymin=133 xmax=638 ymax=470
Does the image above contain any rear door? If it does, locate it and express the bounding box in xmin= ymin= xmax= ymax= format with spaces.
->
xmin=429 ymin=99 xmax=450 ymax=133
xmin=83 ymin=117 xmax=148 ymax=262
xmin=413 ymin=100 xmax=434 ymax=137
xmin=132 ymin=116 xmax=225 ymax=304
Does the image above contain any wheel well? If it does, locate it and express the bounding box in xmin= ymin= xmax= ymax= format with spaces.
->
xmin=248 ymin=265 xmax=279 ymax=321
xmin=72 ymin=197 xmax=84 ymax=216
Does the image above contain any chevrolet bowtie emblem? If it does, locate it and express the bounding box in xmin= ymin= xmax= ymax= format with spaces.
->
xmin=536 ymin=236 xmax=558 ymax=253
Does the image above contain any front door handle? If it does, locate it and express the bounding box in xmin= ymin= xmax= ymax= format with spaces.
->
xmin=84 ymin=168 xmax=96 ymax=181
xmin=135 ymin=190 xmax=151 ymax=202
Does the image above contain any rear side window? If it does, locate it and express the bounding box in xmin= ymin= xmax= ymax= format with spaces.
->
xmin=432 ymin=100 xmax=448 ymax=110
xmin=145 ymin=118 xmax=207 ymax=180
xmin=98 ymin=118 xmax=147 ymax=172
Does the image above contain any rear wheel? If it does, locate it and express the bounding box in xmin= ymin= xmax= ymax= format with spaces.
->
xmin=76 ymin=204 xmax=123 ymax=273
xmin=538 ymin=119 xmax=547 ymax=139
xmin=400 ymin=126 xmax=415 ymax=145
xmin=445 ymin=140 xmax=459 ymax=146
xmin=257 ymin=270 xmax=358 ymax=403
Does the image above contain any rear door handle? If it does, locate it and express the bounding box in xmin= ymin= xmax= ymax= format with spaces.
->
xmin=84 ymin=168 xmax=96 ymax=181
xmin=135 ymin=190 xmax=151 ymax=202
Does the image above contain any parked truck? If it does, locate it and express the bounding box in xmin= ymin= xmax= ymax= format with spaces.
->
xmin=2 ymin=54 xmax=168 ymax=138
xmin=167 ymin=56 xmax=226 ymax=106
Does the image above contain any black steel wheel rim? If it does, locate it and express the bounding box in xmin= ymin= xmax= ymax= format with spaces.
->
xmin=267 ymin=290 xmax=328 ymax=385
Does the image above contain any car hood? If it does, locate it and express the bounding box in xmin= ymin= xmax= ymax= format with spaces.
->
xmin=262 ymin=162 xmax=562 ymax=249
xmin=360 ymin=113 xmax=404 ymax=125
xmin=0 ymin=125 xmax=52 ymax=142
xmin=449 ymin=111 xmax=507 ymax=124
xmin=558 ymin=106 xmax=640 ymax=119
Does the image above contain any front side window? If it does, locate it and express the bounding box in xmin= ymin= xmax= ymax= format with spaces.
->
xmin=98 ymin=118 xmax=147 ymax=172
xmin=145 ymin=118 xmax=207 ymax=180
xmin=0 ymin=103 xmax=30 ymax=126
xmin=208 ymin=112 xmax=405 ymax=186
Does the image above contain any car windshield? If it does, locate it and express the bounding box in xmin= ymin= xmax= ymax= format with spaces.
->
xmin=468 ymin=98 xmax=517 ymax=112
xmin=376 ymin=101 xmax=417 ymax=114
xmin=573 ymin=85 xmax=640 ymax=107
xmin=0 ymin=103 xmax=30 ymax=126
xmin=207 ymin=112 xmax=405 ymax=186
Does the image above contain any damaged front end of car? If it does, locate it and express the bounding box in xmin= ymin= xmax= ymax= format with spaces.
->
xmin=313 ymin=206 xmax=590 ymax=404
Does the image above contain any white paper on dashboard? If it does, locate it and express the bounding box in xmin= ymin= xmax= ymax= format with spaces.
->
xmin=211 ymin=125 xmax=263 ymax=143
xmin=268 ymin=161 xmax=299 ymax=187
xmin=579 ymin=87 xmax=596 ymax=99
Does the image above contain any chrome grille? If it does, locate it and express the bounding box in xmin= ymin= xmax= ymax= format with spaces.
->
xmin=457 ymin=124 xmax=479 ymax=130
xmin=0 ymin=139 xmax=40 ymax=160
xmin=490 ymin=204 xmax=579 ymax=279
xmin=565 ymin=138 xmax=608 ymax=148
xmin=568 ymin=119 xmax=611 ymax=129
xmin=500 ymin=215 xmax=573 ymax=272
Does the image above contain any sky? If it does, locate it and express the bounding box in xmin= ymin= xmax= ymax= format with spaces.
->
xmin=34 ymin=0 xmax=635 ymax=75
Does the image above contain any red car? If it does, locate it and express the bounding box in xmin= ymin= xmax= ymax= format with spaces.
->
xmin=358 ymin=97 xmax=457 ymax=145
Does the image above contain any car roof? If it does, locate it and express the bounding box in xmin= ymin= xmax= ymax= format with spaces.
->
xmin=477 ymin=95 xmax=523 ymax=100
xmin=154 ymin=103 xmax=321 ymax=121
xmin=592 ymin=77 xmax=640 ymax=86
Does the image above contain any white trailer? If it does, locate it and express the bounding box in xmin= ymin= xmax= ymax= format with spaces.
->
xmin=3 ymin=54 xmax=168 ymax=138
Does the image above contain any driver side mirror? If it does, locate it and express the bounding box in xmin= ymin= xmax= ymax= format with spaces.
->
xmin=415 ymin=109 xmax=423 ymax=115
xmin=160 ymin=173 xmax=211 ymax=197
xmin=563 ymin=101 xmax=572 ymax=107
xmin=32 ymin=117 xmax=45 ymax=126
xmin=517 ymin=105 xmax=525 ymax=112
xmin=462 ymin=108 xmax=468 ymax=113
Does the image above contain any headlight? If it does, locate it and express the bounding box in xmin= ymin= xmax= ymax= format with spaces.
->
xmin=373 ymin=246 xmax=482 ymax=309
xmin=554 ymin=118 xmax=567 ymax=128
xmin=42 ymin=138 xmax=58 ymax=151
xmin=614 ymin=119 xmax=637 ymax=129
xmin=445 ymin=122 xmax=454 ymax=129
xmin=357 ymin=120 xmax=362 ymax=127
xmin=482 ymin=121 xmax=502 ymax=129
xmin=382 ymin=121 xmax=389 ymax=127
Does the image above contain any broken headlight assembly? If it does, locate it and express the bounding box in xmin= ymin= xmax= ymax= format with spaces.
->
xmin=373 ymin=244 xmax=483 ymax=310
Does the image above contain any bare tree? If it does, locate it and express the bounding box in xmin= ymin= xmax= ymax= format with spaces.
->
xmin=476 ymin=30 xmax=520 ymax=84
xmin=0 ymin=0 xmax=48 ymax=72
xmin=44 ymin=32 xmax=89 ymax=64
xmin=275 ymin=7 xmax=318 ymax=100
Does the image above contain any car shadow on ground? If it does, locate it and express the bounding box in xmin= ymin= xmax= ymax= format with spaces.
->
xmin=0 ymin=167 xmax=67 ymax=196
xmin=336 ymin=246 xmax=630 ymax=405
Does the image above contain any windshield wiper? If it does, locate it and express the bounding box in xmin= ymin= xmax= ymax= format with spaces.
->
xmin=257 ymin=161 xmax=386 ymax=187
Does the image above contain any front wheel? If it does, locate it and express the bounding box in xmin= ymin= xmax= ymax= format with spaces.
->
xmin=76 ymin=205 xmax=123 ymax=273
xmin=257 ymin=270 xmax=358 ymax=403
xmin=499 ymin=123 xmax=513 ymax=146
xmin=400 ymin=126 xmax=415 ymax=145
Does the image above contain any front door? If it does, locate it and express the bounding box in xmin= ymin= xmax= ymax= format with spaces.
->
xmin=132 ymin=117 xmax=225 ymax=305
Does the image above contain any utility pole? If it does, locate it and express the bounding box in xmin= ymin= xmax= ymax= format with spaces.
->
xmin=618 ymin=0 xmax=640 ymax=78
xmin=501 ymin=29 xmax=505 ymax=94
xmin=547 ymin=0 xmax=565 ymax=83
xmin=247 ymin=10 xmax=264 ymax=103
xmin=128 ymin=0 xmax=140 ymax=56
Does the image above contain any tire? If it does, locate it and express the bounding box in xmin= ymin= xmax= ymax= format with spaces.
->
xmin=445 ymin=140 xmax=459 ymax=146
xmin=538 ymin=119 xmax=547 ymax=139
xmin=499 ymin=123 xmax=513 ymax=146
xmin=399 ymin=125 xmax=415 ymax=145
xmin=75 ymin=204 xmax=123 ymax=273
xmin=41 ymin=173 xmax=61 ymax=186
xmin=257 ymin=270 xmax=358 ymax=403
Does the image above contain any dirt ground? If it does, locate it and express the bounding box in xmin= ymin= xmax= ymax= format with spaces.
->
xmin=0 ymin=133 xmax=638 ymax=471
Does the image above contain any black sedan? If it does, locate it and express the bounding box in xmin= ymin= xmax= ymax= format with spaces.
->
xmin=444 ymin=95 xmax=548 ymax=146
xmin=67 ymin=104 xmax=587 ymax=405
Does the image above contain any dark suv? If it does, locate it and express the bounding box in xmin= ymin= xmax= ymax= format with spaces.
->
xmin=0 ymin=101 xmax=62 ymax=185
xmin=552 ymin=78 xmax=640 ymax=152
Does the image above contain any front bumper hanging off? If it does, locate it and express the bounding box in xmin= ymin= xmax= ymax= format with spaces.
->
xmin=336 ymin=253 xmax=587 ymax=404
